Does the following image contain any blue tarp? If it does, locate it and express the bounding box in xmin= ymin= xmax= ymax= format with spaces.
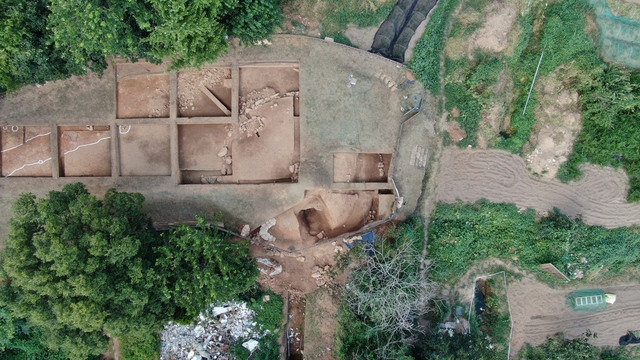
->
xmin=344 ymin=231 xmax=377 ymax=249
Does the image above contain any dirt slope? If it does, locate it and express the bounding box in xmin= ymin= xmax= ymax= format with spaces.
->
xmin=436 ymin=148 xmax=640 ymax=228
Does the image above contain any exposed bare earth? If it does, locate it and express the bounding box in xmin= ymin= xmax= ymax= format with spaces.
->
xmin=437 ymin=148 xmax=640 ymax=228
xmin=508 ymin=277 xmax=640 ymax=355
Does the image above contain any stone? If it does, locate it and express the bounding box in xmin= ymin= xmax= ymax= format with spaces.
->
xmin=296 ymin=256 xmax=305 ymax=262
xmin=242 ymin=339 xmax=259 ymax=352
xmin=217 ymin=147 xmax=228 ymax=157
xmin=240 ymin=224 xmax=250 ymax=237
xmin=225 ymin=156 xmax=232 ymax=165
xmin=212 ymin=307 xmax=230 ymax=317
xmin=188 ymin=350 xmax=195 ymax=359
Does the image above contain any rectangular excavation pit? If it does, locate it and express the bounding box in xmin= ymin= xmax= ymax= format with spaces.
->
xmin=117 ymin=124 xmax=171 ymax=176
xmin=116 ymin=62 xmax=170 ymax=119
xmin=333 ymin=153 xmax=392 ymax=183
xmin=59 ymin=126 xmax=112 ymax=177
xmin=178 ymin=124 xmax=232 ymax=184
xmin=178 ymin=68 xmax=232 ymax=118
xmin=232 ymin=95 xmax=299 ymax=183
xmin=1 ymin=126 xmax=52 ymax=177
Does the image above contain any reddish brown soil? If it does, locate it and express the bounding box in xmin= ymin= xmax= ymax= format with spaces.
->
xmin=1 ymin=126 xmax=52 ymax=177
xmin=333 ymin=153 xmax=392 ymax=183
xmin=437 ymin=148 xmax=640 ymax=228
xmin=178 ymin=124 xmax=231 ymax=173
xmin=118 ymin=124 xmax=171 ymax=176
xmin=59 ymin=126 xmax=111 ymax=177
xmin=267 ymin=190 xmax=388 ymax=251
xmin=117 ymin=74 xmax=170 ymax=119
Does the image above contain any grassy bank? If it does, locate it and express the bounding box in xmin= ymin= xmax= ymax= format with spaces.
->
xmin=428 ymin=201 xmax=640 ymax=283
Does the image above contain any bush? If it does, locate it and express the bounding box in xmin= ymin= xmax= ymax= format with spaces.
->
xmin=428 ymin=201 xmax=640 ymax=283
xmin=408 ymin=0 xmax=460 ymax=94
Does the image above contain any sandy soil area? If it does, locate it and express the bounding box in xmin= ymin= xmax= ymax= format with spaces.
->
xmin=437 ymin=148 xmax=640 ymax=228
xmin=508 ymin=277 xmax=640 ymax=356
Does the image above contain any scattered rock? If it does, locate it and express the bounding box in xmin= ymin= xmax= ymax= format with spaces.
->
xmin=259 ymin=218 xmax=277 ymax=242
xmin=217 ymin=147 xmax=228 ymax=157
xmin=161 ymin=302 xmax=265 ymax=360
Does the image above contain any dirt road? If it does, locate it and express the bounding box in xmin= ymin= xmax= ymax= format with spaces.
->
xmin=436 ymin=148 xmax=640 ymax=228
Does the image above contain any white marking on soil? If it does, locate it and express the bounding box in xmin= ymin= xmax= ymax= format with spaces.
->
xmin=1 ymin=132 xmax=51 ymax=153
xmin=5 ymin=157 xmax=52 ymax=177
xmin=63 ymin=136 xmax=111 ymax=155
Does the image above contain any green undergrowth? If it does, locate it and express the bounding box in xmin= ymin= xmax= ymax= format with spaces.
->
xmin=428 ymin=201 xmax=640 ymax=284
xmin=320 ymin=0 xmax=395 ymax=35
xmin=408 ymin=0 xmax=460 ymax=94
xmin=519 ymin=332 xmax=634 ymax=359
xmin=496 ymin=0 xmax=601 ymax=153
xmin=558 ymin=66 xmax=640 ymax=200
xmin=230 ymin=287 xmax=284 ymax=360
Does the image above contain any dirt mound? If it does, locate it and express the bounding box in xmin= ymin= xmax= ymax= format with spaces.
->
xmin=436 ymin=148 xmax=640 ymax=228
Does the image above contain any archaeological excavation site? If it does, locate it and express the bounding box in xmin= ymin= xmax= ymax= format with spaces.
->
xmin=0 ymin=36 xmax=437 ymax=251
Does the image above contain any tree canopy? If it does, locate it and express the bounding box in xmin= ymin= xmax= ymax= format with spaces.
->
xmin=0 ymin=0 xmax=283 ymax=91
xmin=0 ymin=183 xmax=257 ymax=359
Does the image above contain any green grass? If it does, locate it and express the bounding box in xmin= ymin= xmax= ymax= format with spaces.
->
xmin=320 ymin=0 xmax=395 ymax=35
xmin=428 ymin=201 xmax=640 ymax=283
xmin=558 ymin=66 xmax=640 ymax=201
xmin=479 ymin=277 xmax=510 ymax=358
xmin=231 ymin=287 xmax=284 ymax=360
xmin=495 ymin=0 xmax=601 ymax=153
xmin=408 ymin=0 xmax=460 ymax=94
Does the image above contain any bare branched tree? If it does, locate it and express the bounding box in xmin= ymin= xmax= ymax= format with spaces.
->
xmin=344 ymin=238 xmax=437 ymax=359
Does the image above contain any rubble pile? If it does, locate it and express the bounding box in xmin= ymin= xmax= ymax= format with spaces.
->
xmin=238 ymin=87 xmax=299 ymax=137
xmin=160 ymin=302 xmax=265 ymax=360
xmin=311 ymin=265 xmax=332 ymax=287
xmin=178 ymin=68 xmax=229 ymax=113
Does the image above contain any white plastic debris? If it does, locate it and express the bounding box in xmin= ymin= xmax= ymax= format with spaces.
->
xmin=242 ymin=339 xmax=259 ymax=352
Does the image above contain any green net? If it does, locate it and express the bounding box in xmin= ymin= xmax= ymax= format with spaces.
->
xmin=591 ymin=0 xmax=640 ymax=68
xmin=566 ymin=289 xmax=614 ymax=311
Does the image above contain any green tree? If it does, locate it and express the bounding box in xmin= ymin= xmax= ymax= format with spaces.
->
xmin=156 ymin=216 xmax=258 ymax=322
xmin=0 ymin=306 xmax=69 ymax=359
xmin=0 ymin=0 xmax=81 ymax=91
xmin=219 ymin=0 xmax=283 ymax=45
xmin=147 ymin=0 xmax=233 ymax=69
xmin=47 ymin=0 xmax=156 ymax=73
xmin=0 ymin=183 xmax=167 ymax=359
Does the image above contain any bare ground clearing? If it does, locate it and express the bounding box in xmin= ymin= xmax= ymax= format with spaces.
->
xmin=508 ymin=277 xmax=640 ymax=356
xmin=437 ymin=148 xmax=640 ymax=228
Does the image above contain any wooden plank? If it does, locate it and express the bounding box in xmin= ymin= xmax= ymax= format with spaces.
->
xmin=199 ymin=84 xmax=231 ymax=116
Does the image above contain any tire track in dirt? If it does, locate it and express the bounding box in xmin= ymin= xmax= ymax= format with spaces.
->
xmin=436 ymin=148 xmax=640 ymax=228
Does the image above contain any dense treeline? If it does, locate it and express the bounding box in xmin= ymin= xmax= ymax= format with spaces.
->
xmin=0 ymin=183 xmax=258 ymax=359
xmin=0 ymin=0 xmax=283 ymax=92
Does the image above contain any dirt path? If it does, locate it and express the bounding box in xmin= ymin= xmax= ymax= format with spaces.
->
xmin=437 ymin=148 xmax=640 ymax=228
xmin=508 ymin=277 xmax=640 ymax=356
